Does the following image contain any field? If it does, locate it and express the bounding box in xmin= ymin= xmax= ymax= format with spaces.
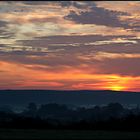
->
xmin=0 ymin=129 xmax=140 ymax=139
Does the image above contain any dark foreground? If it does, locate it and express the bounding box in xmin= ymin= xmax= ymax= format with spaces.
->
xmin=0 ymin=129 xmax=140 ymax=140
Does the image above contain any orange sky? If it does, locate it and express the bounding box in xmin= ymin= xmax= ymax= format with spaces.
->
xmin=0 ymin=60 xmax=140 ymax=91
xmin=0 ymin=1 xmax=140 ymax=91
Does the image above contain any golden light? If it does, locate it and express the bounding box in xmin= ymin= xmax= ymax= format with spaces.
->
xmin=104 ymin=75 xmax=131 ymax=91
xmin=109 ymin=85 xmax=125 ymax=91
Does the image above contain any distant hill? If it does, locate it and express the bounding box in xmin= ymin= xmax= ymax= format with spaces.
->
xmin=0 ymin=90 xmax=140 ymax=110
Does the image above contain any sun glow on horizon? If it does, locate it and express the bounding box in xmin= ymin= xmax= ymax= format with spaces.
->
xmin=109 ymin=85 xmax=126 ymax=91
xmin=103 ymin=75 xmax=130 ymax=91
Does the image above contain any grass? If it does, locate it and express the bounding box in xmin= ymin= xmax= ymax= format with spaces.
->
xmin=0 ymin=129 xmax=140 ymax=139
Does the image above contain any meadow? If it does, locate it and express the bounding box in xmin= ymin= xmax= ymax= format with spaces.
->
xmin=0 ymin=129 xmax=140 ymax=139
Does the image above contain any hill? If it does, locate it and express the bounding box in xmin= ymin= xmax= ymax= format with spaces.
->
xmin=0 ymin=90 xmax=140 ymax=110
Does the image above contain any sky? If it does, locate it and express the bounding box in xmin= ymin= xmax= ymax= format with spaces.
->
xmin=0 ymin=1 xmax=140 ymax=91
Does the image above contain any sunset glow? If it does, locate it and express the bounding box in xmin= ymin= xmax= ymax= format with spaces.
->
xmin=110 ymin=85 xmax=125 ymax=91
xmin=0 ymin=1 xmax=140 ymax=91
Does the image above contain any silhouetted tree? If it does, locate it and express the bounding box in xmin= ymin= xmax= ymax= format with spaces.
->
xmin=0 ymin=102 xmax=140 ymax=130
xmin=22 ymin=102 xmax=37 ymax=117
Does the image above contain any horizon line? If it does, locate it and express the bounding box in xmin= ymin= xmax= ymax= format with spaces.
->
xmin=0 ymin=89 xmax=139 ymax=93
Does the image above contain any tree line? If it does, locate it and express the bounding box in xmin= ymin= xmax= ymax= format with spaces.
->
xmin=0 ymin=102 xmax=140 ymax=131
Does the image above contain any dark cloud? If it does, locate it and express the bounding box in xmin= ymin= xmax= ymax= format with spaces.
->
xmin=95 ymin=58 xmax=140 ymax=77
xmin=29 ymin=17 xmax=59 ymax=23
xmin=1 ymin=34 xmax=138 ymax=57
xmin=16 ymin=34 xmax=137 ymax=55
xmin=22 ymin=1 xmax=95 ymax=11
xmin=0 ymin=29 xmax=15 ymax=39
xmin=0 ymin=51 xmax=49 ymax=56
xmin=58 ymin=1 xmax=92 ymax=9
xmin=65 ymin=3 xmax=130 ymax=28
xmin=0 ymin=20 xmax=15 ymax=39
xmin=0 ymin=21 xmax=8 ymax=28
xmin=0 ymin=44 xmax=8 ymax=48
xmin=19 ymin=34 xmax=134 ymax=47
xmin=1 ymin=51 xmax=140 ymax=77
xmin=1 ymin=44 xmax=140 ymax=77
xmin=19 ymin=35 xmax=111 ymax=47
xmin=21 ymin=1 xmax=50 ymax=5
xmin=21 ymin=1 xmax=93 ymax=8
xmin=89 ymin=42 xmax=140 ymax=56
xmin=91 ymin=40 xmax=140 ymax=53
xmin=130 ymin=24 xmax=140 ymax=32
xmin=57 ymin=1 xmax=73 ymax=7
xmin=0 ymin=53 xmax=82 ymax=73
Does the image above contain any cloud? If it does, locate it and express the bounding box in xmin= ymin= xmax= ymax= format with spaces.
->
xmin=0 ymin=44 xmax=8 ymax=48
xmin=22 ymin=1 xmax=50 ymax=5
xmin=19 ymin=34 xmax=135 ymax=48
xmin=96 ymin=1 xmax=140 ymax=15
xmin=77 ymin=51 xmax=140 ymax=77
xmin=65 ymin=3 xmax=130 ymax=28
xmin=95 ymin=2 xmax=140 ymax=32
xmin=97 ymin=58 xmax=140 ymax=77
xmin=0 ymin=20 xmax=8 ymax=28
xmin=14 ymin=34 xmax=138 ymax=57
xmin=58 ymin=1 xmax=94 ymax=9
xmin=0 ymin=29 xmax=15 ymax=39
